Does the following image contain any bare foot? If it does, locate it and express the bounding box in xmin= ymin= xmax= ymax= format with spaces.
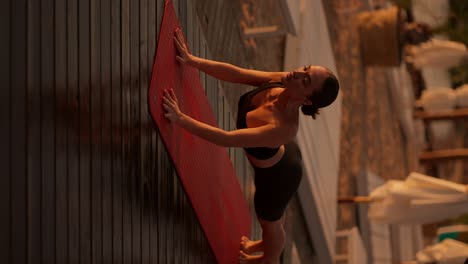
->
xmin=240 ymin=236 xmax=263 ymax=254
xmin=239 ymin=250 xmax=263 ymax=264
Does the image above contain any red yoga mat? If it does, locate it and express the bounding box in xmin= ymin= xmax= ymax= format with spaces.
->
xmin=148 ymin=1 xmax=252 ymax=263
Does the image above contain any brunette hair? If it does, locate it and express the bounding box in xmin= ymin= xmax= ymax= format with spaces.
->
xmin=301 ymin=73 xmax=340 ymax=119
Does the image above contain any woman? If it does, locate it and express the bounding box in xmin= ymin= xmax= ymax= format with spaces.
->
xmin=163 ymin=29 xmax=339 ymax=264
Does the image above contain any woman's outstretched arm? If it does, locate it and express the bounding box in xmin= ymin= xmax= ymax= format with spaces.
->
xmin=175 ymin=29 xmax=286 ymax=86
xmin=163 ymin=89 xmax=291 ymax=148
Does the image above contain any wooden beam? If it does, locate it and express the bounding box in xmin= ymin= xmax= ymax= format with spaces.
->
xmin=243 ymin=26 xmax=285 ymax=38
xmin=337 ymin=196 xmax=374 ymax=204
xmin=414 ymin=108 xmax=468 ymax=121
xmin=420 ymin=148 xmax=468 ymax=163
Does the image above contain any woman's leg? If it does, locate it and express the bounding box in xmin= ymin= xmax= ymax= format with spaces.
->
xmin=259 ymin=217 xmax=285 ymax=264
xmin=239 ymin=216 xmax=286 ymax=264
xmin=241 ymin=214 xmax=286 ymax=254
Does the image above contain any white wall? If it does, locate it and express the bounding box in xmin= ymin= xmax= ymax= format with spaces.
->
xmin=284 ymin=0 xmax=342 ymax=262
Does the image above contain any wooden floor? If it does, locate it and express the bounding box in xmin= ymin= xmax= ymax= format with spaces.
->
xmin=0 ymin=0 xmax=273 ymax=262
xmin=5 ymin=0 xmax=440 ymax=262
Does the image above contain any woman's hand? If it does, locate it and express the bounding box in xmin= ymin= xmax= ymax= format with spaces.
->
xmin=162 ymin=89 xmax=183 ymax=123
xmin=174 ymin=28 xmax=194 ymax=64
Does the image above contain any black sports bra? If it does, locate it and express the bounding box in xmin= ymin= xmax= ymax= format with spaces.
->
xmin=236 ymin=82 xmax=285 ymax=160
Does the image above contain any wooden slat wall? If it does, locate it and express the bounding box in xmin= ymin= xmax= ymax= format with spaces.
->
xmin=194 ymin=0 xmax=262 ymax=241
xmin=1 ymin=0 xmax=258 ymax=263
xmin=11 ymin=0 xmax=28 ymax=263
xmin=0 ymin=0 xmax=11 ymax=262
xmin=26 ymin=0 xmax=42 ymax=262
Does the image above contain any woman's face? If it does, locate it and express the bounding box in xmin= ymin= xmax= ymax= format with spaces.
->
xmin=282 ymin=65 xmax=328 ymax=101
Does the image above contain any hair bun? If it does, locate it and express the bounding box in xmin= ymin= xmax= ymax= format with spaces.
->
xmin=301 ymin=105 xmax=320 ymax=119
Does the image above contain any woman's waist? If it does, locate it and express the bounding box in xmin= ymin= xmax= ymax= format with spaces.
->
xmin=248 ymin=141 xmax=302 ymax=169
xmin=247 ymin=145 xmax=285 ymax=168
xmin=244 ymin=146 xmax=280 ymax=160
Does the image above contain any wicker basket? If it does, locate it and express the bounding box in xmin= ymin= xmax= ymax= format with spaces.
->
xmin=358 ymin=7 xmax=402 ymax=67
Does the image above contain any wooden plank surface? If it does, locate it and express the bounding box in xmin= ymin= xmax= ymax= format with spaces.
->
xmin=155 ymin=1 xmax=165 ymax=262
xmin=10 ymin=0 xmax=28 ymax=262
xmin=67 ymin=0 xmax=80 ymax=261
xmin=111 ymin=0 xmax=123 ymax=262
xmin=78 ymin=0 xmax=92 ymax=262
xmin=156 ymin=136 xmax=166 ymax=264
xmin=148 ymin=0 xmax=158 ymax=262
xmin=139 ymin=0 xmax=151 ymax=262
xmin=41 ymin=0 xmax=57 ymax=260
xmin=26 ymin=0 xmax=42 ymax=262
xmin=100 ymin=0 xmax=113 ymax=261
xmin=130 ymin=0 xmax=141 ymax=261
xmin=121 ymin=0 xmax=132 ymax=262
xmin=54 ymin=0 xmax=69 ymax=261
xmin=4 ymin=0 xmax=257 ymax=262
xmin=0 ymin=0 xmax=11 ymax=261
xmin=90 ymin=0 xmax=103 ymax=262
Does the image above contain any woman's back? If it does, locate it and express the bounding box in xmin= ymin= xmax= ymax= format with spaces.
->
xmin=236 ymin=82 xmax=289 ymax=160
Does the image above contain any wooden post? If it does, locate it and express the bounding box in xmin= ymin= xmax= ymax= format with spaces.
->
xmin=419 ymin=148 xmax=468 ymax=163
xmin=414 ymin=108 xmax=468 ymax=169
xmin=243 ymin=26 xmax=284 ymax=38
xmin=338 ymin=196 xmax=374 ymax=204
xmin=414 ymin=108 xmax=468 ymax=121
